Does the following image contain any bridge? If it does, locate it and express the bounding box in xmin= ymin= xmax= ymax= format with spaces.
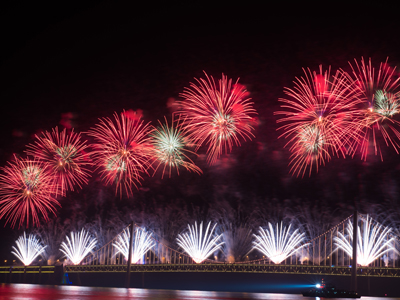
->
xmin=62 ymin=213 xmax=400 ymax=278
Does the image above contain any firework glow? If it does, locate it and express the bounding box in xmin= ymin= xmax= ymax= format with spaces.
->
xmin=113 ymin=227 xmax=155 ymax=264
xmin=88 ymin=111 xmax=153 ymax=196
xmin=179 ymin=72 xmax=256 ymax=165
xmin=0 ymin=156 xmax=61 ymax=228
xmin=333 ymin=215 xmax=397 ymax=266
xmin=177 ymin=221 xmax=224 ymax=263
xmin=276 ymin=66 xmax=362 ymax=176
xmin=11 ymin=232 xmax=47 ymax=266
xmin=26 ymin=127 xmax=91 ymax=194
xmin=252 ymin=222 xmax=307 ymax=264
xmin=345 ymin=58 xmax=400 ymax=160
xmin=60 ymin=229 xmax=97 ymax=265
xmin=149 ymin=115 xmax=202 ymax=178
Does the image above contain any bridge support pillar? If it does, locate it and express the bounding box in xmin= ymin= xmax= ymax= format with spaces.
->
xmin=125 ymin=221 xmax=135 ymax=288
xmin=351 ymin=211 xmax=357 ymax=293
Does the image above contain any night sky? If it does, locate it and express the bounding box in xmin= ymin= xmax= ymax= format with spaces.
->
xmin=1 ymin=2 xmax=400 ymax=260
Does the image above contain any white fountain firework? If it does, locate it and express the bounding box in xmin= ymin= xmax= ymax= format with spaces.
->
xmin=176 ymin=221 xmax=224 ymax=263
xmin=253 ymin=222 xmax=307 ymax=264
xmin=60 ymin=229 xmax=97 ymax=265
xmin=333 ymin=215 xmax=397 ymax=266
xmin=113 ymin=227 xmax=155 ymax=264
xmin=11 ymin=232 xmax=47 ymax=266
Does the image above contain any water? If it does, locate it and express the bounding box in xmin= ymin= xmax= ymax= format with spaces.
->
xmin=0 ymin=284 xmax=395 ymax=300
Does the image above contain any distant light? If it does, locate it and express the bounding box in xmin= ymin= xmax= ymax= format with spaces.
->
xmin=316 ymin=284 xmax=321 ymax=288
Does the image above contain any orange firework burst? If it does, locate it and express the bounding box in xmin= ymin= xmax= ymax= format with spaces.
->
xmin=26 ymin=127 xmax=91 ymax=195
xmin=276 ymin=66 xmax=362 ymax=176
xmin=0 ymin=156 xmax=61 ymax=228
xmin=345 ymin=57 xmax=400 ymax=160
xmin=179 ymin=72 xmax=256 ymax=165
xmin=88 ymin=111 xmax=153 ymax=196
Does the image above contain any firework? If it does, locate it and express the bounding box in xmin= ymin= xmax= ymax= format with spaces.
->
xmin=333 ymin=215 xmax=397 ymax=266
xmin=253 ymin=222 xmax=307 ymax=264
xmin=276 ymin=66 xmax=362 ymax=176
xmin=88 ymin=111 xmax=153 ymax=196
xmin=60 ymin=229 xmax=97 ymax=265
xmin=149 ymin=115 xmax=202 ymax=178
xmin=11 ymin=232 xmax=47 ymax=266
xmin=176 ymin=221 xmax=224 ymax=263
xmin=0 ymin=156 xmax=61 ymax=228
xmin=220 ymin=225 xmax=253 ymax=263
xmin=179 ymin=72 xmax=256 ymax=165
xmin=26 ymin=127 xmax=91 ymax=194
xmin=345 ymin=58 xmax=400 ymax=159
xmin=113 ymin=227 xmax=155 ymax=264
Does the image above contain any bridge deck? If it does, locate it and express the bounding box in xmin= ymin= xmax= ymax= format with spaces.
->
xmin=64 ymin=264 xmax=400 ymax=277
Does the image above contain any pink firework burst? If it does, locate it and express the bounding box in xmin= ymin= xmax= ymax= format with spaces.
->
xmin=149 ymin=115 xmax=202 ymax=178
xmin=0 ymin=156 xmax=61 ymax=228
xmin=345 ymin=57 xmax=400 ymax=160
xmin=276 ymin=66 xmax=362 ymax=177
xmin=88 ymin=111 xmax=153 ymax=196
xmin=26 ymin=127 xmax=91 ymax=195
xmin=178 ymin=72 xmax=256 ymax=165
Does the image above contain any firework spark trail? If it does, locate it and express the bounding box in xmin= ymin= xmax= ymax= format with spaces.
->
xmin=333 ymin=215 xmax=397 ymax=266
xmin=179 ymin=72 xmax=256 ymax=165
xmin=26 ymin=127 xmax=91 ymax=195
xmin=113 ymin=227 xmax=155 ymax=264
xmin=149 ymin=115 xmax=202 ymax=178
xmin=0 ymin=156 xmax=61 ymax=228
xmin=220 ymin=225 xmax=253 ymax=263
xmin=344 ymin=57 xmax=400 ymax=160
xmin=60 ymin=229 xmax=97 ymax=265
xmin=11 ymin=232 xmax=47 ymax=266
xmin=88 ymin=111 xmax=153 ymax=196
xmin=253 ymin=222 xmax=307 ymax=264
xmin=177 ymin=221 xmax=224 ymax=263
xmin=276 ymin=66 xmax=362 ymax=176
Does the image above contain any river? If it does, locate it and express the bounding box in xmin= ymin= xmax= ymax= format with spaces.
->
xmin=0 ymin=284 xmax=396 ymax=300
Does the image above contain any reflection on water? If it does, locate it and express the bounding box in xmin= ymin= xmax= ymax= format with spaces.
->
xmin=0 ymin=283 xmax=395 ymax=300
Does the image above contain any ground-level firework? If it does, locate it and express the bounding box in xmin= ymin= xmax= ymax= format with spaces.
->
xmin=179 ymin=72 xmax=256 ymax=165
xmin=333 ymin=215 xmax=397 ymax=266
xmin=11 ymin=232 xmax=47 ymax=266
xmin=113 ymin=227 xmax=155 ymax=264
xmin=177 ymin=221 xmax=224 ymax=263
xmin=0 ymin=156 xmax=61 ymax=228
xmin=60 ymin=229 xmax=97 ymax=265
xmin=26 ymin=127 xmax=91 ymax=195
xmin=88 ymin=111 xmax=153 ymax=197
xmin=252 ymin=222 xmax=307 ymax=264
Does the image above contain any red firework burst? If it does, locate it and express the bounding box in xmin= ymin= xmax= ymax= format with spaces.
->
xmin=88 ymin=111 xmax=153 ymax=196
xmin=178 ymin=72 xmax=256 ymax=165
xmin=26 ymin=127 xmax=91 ymax=194
xmin=0 ymin=156 xmax=61 ymax=228
xmin=345 ymin=57 xmax=400 ymax=160
xmin=276 ymin=66 xmax=362 ymax=177
xmin=149 ymin=115 xmax=202 ymax=178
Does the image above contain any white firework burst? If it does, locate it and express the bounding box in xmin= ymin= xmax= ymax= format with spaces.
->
xmin=60 ymin=229 xmax=97 ymax=265
xmin=334 ymin=215 xmax=397 ymax=266
xmin=176 ymin=221 xmax=224 ymax=263
xmin=113 ymin=227 xmax=155 ymax=264
xmin=253 ymin=222 xmax=307 ymax=264
xmin=11 ymin=232 xmax=47 ymax=266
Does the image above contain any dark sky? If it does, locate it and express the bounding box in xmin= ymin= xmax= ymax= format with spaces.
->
xmin=1 ymin=2 xmax=400 ymax=258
